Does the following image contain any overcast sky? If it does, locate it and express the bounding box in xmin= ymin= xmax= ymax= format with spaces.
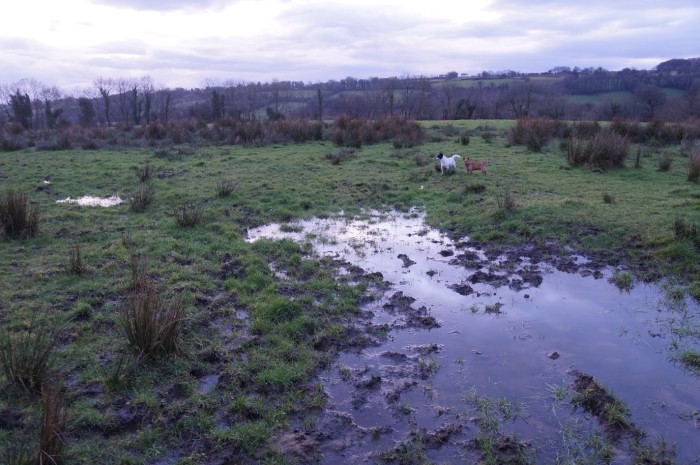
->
xmin=2 ymin=0 xmax=699 ymax=93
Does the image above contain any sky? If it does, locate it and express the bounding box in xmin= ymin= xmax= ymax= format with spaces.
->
xmin=1 ymin=0 xmax=699 ymax=93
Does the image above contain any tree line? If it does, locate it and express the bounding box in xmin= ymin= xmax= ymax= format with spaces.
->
xmin=1 ymin=58 xmax=699 ymax=129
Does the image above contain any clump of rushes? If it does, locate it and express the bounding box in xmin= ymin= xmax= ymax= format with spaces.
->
xmin=0 ymin=189 xmax=39 ymax=239
xmin=63 ymin=243 xmax=88 ymax=275
xmin=174 ymin=201 xmax=203 ymax=227
xmin=38 ymin=385 xmax=67 ymax=465
xmin=216 ymin=179 xmax=236 ymax=197
xmin=687 ymin=151 xmax=700 ymax=182
xmin=129 ymin=183 xmax=154 ymax=212
xmin=119 ymin=256 xmax=185 ymax=356
xmin=324 ymin=147 xmax=356 ymax=165
xmin=137 ymin=162 xmax=152 ymax=182
xmin=603 ymin=192 xmax=615 ymax=204
xmin=0 ymin=317 xmax=57 ymax=394
xmin=657 ymin=153 xmax=673 ymax=172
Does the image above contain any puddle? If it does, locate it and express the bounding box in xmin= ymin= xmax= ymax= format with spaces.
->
xmin=247 ymin=211 xmax=700 ymax=463
xmin=56 ymin=195 xmax=123 ymax=207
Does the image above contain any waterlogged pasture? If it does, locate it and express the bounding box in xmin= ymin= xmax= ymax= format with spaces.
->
xmin=1 ymin=122 xmax=699 ymax=464
xmin=248 ymin=211 xmax=700 ymax=464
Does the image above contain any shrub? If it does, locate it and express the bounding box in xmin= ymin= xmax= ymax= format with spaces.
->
xmin=0 ymin=318 xmax=57 ymax=394
xmin=0 ymin=189 xmax=39 ymax=239
xmin=603 ymin=193 xmax=615 ymax=204
xmin=567 ymin=130 xmax=629 ymax=168
xmin=174 ymin=201 xmax=203 ymax=227
xmin=129 ymin=184 xmax=154 ymax=212
xmin=687 ymin=151 xmax=700 ymax=182
xmin=610 ymin=118 xmax=644 ymax=142
xmin=458 ymin=132 xmax=470 ymax=145
xmin=216 ymin=179 xmax=236 ymax=197
xmin=119 ymin=258 xmax=184 ymax=356
xmin=568 ymin=120 xmax=601 ymax=138
xmin=507 ymin=117 xmax=560 ymax=152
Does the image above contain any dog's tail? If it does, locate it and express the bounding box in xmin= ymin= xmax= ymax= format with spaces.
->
xmin=452 ymin=154 xmax=462 ymax=160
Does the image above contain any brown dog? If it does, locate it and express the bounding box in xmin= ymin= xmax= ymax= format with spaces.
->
xmin=464 ymin=157 xmax=487 ymax=175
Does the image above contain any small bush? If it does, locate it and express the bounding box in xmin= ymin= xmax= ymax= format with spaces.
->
xmin=0 ymin=318 xmax=57 ymax=394
xmin=458 ymin=132 xmax=470 ymax=145
xmin=507 ymin=117 xmax=560 ymax=152
xmin=0 ymin=189 xmax=39 ymax=239
xmin=175 ymin=201 xmax=203 ymax=227
xmin=119 ymin=259 xmax=185 ymax=356
xmin=39 ymin=385 xmax=67 ymax=465
xmin=687 ymin=152 xmax=700 ymax=182
xmin=657 ymin=153 xmax=673 ymax=172
xmin=63 ymin=243 xmax=88 ymax=275
xmin=216 ymin=179 xmax=236 ymax=197
xmin=602 ymin=193 xmax=615 ymax=204
xmin=129 ymin=184 xmax=154 ymax=213
xmin=567 ymin=130 xmax=629 ymax=168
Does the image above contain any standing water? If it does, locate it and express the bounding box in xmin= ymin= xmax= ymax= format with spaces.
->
xmin=247 ymin=210 xmax=700 ymax=464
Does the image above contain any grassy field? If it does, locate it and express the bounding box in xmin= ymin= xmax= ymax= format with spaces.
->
xmin=1 ymin=121 xmax=699 ymax=464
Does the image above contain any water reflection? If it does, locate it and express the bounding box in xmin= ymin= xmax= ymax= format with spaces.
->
xmin=247 ymin=210 xmax=700 ymax=463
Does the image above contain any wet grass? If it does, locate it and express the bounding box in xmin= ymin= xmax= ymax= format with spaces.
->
xmin=0 ymin=123 xmax=698 ymax=463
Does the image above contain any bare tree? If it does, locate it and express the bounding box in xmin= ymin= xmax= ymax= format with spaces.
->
xmin=504 ymin=82 xmax=534 ymax=118
xmin=140 ymin=76 xmax=155 ymax=124
xmin=634 ymin=84 xmax=666 ymax=120
xmin=94 ymin=77 xmax=114 ymax=126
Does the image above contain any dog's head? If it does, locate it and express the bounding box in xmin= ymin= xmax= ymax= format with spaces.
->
xmin=436 ymin=152 xmax=444 ymax=160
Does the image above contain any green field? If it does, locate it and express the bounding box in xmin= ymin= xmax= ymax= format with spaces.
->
xmin=1 ymin=122 xmax=699 ymax=463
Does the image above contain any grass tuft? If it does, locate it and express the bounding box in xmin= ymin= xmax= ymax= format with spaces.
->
xmin=174 ymin=201 xmax=204 ymax=227
xmin=0 ymin=317 xmax=57 ymax=394
xmin=687 ymin=151 xmax=700 ymax=182
xmin=63 ymin=243 xmax=88 ymax=275
xmin=137 ymin=163 xmax=152 ymax=182
xmin=216 ymin=179 xmax=236 ymax=197
xmin=129 ymin=183 xmax=154 ymax=212
xmin=119 ymin=257 xmax=185 ymax=356
xmin=0 ymin=189 xmax=39 ymax=239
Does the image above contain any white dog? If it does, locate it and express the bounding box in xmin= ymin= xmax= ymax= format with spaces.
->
xmin=435 ymin=152 xmax=462 ymax=174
